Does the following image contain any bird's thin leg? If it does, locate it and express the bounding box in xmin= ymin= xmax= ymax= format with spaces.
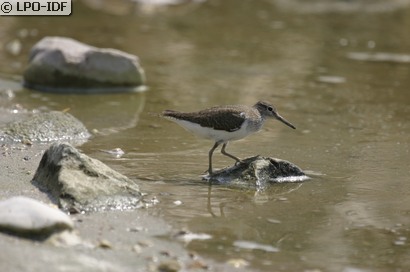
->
xmin=221 ymin=142 xmax=241 ymax=163
xmin=208 ymin=142 xmax=221 ymax=175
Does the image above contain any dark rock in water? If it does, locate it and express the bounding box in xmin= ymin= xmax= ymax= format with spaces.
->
xmin=2 ymin=111 xmax=90 ymax=144
xmin=23 ymin=36 xmax=146 ymax=93
xmin=0 ymin=196 xmax=73 ymax=239
xmin=31 ymin=143 xmax=142 ymax=213
xmin=205 ymin=156 xmax=308 ymax=190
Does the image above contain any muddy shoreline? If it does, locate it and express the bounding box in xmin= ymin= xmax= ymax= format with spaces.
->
xmin=0 ymin=140 xmax=246 ymax=272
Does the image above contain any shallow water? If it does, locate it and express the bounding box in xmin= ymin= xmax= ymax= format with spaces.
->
xmin=1 ymin=0 xmax=410 ymax=270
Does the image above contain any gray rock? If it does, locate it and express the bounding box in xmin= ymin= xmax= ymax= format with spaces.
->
xmin=0 ymin=196 xmax=73 ymax=238
xmin=23 ymin=37 xmax=146 ymax=93
xmin=2 ymin=111 xmax=90 ymax=144
xmin=206 ymin=156 xmax=308 ymax=190
xmin=31 ymin=143 xmax=142 ymax=213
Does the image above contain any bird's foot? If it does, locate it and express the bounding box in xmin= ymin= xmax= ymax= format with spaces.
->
xmin=203 ymin=168 xmax=214 ymax=176
xmin=234 ymin=159 xmax=244 ymax=166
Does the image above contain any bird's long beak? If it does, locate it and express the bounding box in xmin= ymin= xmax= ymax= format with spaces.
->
xmin=276 ymin=114 xmax=296 ymax=129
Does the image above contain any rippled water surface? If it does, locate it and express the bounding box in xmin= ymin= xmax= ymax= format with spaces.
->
xmin=1 ymin=0 xmax=410 ymax=270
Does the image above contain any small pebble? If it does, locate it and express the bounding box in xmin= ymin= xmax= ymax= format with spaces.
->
xmin=157 ymin=260 xmax=181 ymax=272
xmin=226 ymin=258 xmax=250 ymax=268
xmin=127 ymin=226 xmax=144 ymax=232
xmin=187 ymin=260 xmax=209 ymax=270
xmin=98 ymin=239 xmax=113 ymax=249
xmin=138 ymin=240 xmax=153 ymax=248
xmin=173 ymin=200 xmax=182 ymax=206
xmin=132 ymin=244 xmax=142 ymax=254
xmin=159 ymin=250 xmax=171 ymax=257
xmin=267 ymin=218 xmax=281 ymax=224
xmin=174 ymin=230 xmax=212 ymax=243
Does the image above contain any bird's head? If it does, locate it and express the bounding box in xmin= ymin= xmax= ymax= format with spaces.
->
xmin=254 ymin=101 xmax=296 ymax=129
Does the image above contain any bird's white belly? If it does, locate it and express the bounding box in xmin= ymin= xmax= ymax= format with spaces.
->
xmin=172 ymin=119 xmax=251 ymax=142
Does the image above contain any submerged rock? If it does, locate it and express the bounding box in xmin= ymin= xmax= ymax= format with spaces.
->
xmin=206 ymin=156 xmax=308 ymax=190
xmin=31 ymin=143 xmax=142 ymax=213
xmin=23 ymin=36 xmax=146 ymax=93
xmin=2 ymin=111 xmax=90 ymax=144
xmin=0 ymin=196 xmax=73 ymax=238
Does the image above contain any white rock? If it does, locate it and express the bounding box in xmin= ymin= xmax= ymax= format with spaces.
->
xmin=0 ymin=196 xmax=73 ymax=237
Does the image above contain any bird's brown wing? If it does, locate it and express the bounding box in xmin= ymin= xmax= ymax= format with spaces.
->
xmin=163 ymin=108 xmax=245 ymax=132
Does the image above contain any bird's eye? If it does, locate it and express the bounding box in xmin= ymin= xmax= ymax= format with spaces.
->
xmin=267 ymin=106 xmax=273 ymax=111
